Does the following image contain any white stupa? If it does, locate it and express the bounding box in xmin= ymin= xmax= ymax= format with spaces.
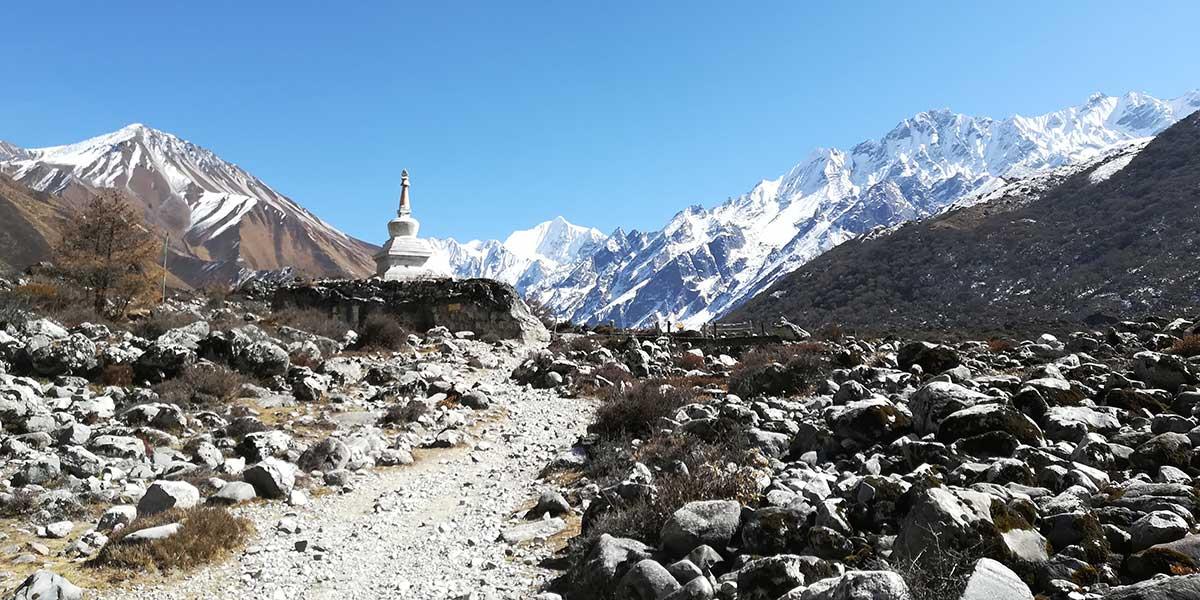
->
xmin=374 ymin=170 xmax=436 ymax=281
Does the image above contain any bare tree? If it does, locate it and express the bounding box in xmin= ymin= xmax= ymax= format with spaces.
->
xmin=53 ymin=190 xmax=160 ymax=317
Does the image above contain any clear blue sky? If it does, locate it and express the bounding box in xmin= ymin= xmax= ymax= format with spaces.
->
xmin=1 ymin=1 xmax=1197 ymax=242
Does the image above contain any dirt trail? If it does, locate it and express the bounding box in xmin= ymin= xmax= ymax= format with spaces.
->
xmin=107 ymin=364 xmax=593 ymax=600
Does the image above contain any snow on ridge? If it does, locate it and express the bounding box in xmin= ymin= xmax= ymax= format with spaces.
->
xmin=522 ymin=89 xmax=1200 ymax=329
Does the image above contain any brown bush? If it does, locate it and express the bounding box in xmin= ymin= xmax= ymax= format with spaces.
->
xmin=988 ymin=338 xmax=1017 ymax=353
xmin=728 ymin=344 xmax=832 ymax=398
xmin=99 ymin=364 xmax=135 ymax=386
xmin=584 ymin=462 xmax=760 ymax=546
xmin=89 ymin=506 xmax=254 ymax=576
xmin=589 ymin=380 xmax=699 ymax=439
xmin=269 ymin=307 xmax=352 ymax=341
xmin=678 ymin=352 xmax=706 ymax=371
xmin=0 ymin=489 xmax=37 ymax=518
xmin=154 ymin=363 xmax=245 ymax=407
xmin=1170 ymin=335 xmax=1200 ymax=358
xmin=355 ymin=313 xmax=409 ymax=351
xmin=2 ymin=279 xmax=103 ymax=327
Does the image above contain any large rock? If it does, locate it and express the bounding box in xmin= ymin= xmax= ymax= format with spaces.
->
xmin=10 ymin=570 xmax=83 ymax=600
xmin=137 ymin=480 xmax=201 ymax=517
xmin=895 ymin=486 xmax=994 ymax=560
xmin=798 ymin=571 xmax=910 ymax=600
xmin=898 ymin=341 xmax=961 ymax=374
xmin=232 ymin=339 xmax=290 ymax=377
xmin=1133 ymin=351 xmax=1196 ymax=391
xmin=959 ymin=558 xmax=1032 ymax=600
xmin=737 ymin=555 xmax=808 ymax=600
xmin=1129 ymin=510 xmax=1190 ymax=551
xmin=1102 ymin=574 xmax=1200 ymax=599
xmin=908 ymin=382 xmax=990 ymax=435
xmin=243 ymin=458 xmax=297 ymax=499
xmin=660 ymin=500 xmax=742 ymax=556
xmin=936 ymin=404 xmax=1044 ymax=447
xmin=22 ymin=333 xmax=98 ymax=377
xmin=272 ymin=278 xmax=550 ymax=344
xmin=572 ymin=534 xmax=653 ymax=597
xmin=829 ymin=398 xmax=912 ymax=446
xmin=616 ymin=559 xmax=681 ymax=600
xmin=298 ymin=437 xmax=351 ymax=472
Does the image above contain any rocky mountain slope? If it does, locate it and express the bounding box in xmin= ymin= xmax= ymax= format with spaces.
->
xmin=528 ymin=90 xmax=1200 ymax=329
xmin=728 ymin=111 xmax=1200 ymax=335
xmin=0 ymin=174 xmax=61 ymax=275
xmin=428 ymin=216 xmax=605 ymax=295
xmin=0 ymin=125 xmax=378 ymax=287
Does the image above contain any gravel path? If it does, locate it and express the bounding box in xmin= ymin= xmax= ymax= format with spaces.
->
xmin=106 ymin=359 xmax=593 ymax=600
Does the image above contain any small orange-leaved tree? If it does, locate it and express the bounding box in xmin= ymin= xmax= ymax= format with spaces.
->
xmin=53 ymin=190 xmax=161 ymax=317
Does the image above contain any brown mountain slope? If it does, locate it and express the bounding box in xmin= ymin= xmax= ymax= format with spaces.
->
xmin=0 ymin=174 xmax=61 ymax=274
xmin=727 ymin=112 xmax=1200 ymax=335
xmin=1 ymin=125 xmax=378 ymax=288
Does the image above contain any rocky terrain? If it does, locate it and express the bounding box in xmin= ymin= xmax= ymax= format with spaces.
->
xmin=3 ymin=266 xmax=1200 ymax=600
xmin=0 ymin=277 xmax=586 ymax=599
xmin=512 ymin=315 xmax=1200 ymax=599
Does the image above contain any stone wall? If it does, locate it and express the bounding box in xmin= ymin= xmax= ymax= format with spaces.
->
xmin=271 ymin=278 xmax=550 ymax=344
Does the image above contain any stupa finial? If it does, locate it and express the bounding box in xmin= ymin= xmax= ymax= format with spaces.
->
xmin=398 ymin=169 xmax=411 ymax=216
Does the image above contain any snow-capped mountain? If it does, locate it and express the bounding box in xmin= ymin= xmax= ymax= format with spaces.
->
xmin=428 ymin=216 xmax=605 ymax=294
xmin=508 ymin=90 xmax=1199 ymax=329
xmin=0 ymin=124 xmax=376 ymax=286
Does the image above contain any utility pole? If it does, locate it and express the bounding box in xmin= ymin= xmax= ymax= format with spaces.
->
xmin=161 ymin=233 xmax=169 ymax=305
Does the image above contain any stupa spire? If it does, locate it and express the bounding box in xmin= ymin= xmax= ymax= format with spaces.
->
xmin=398 ymin=169 xmax=411 ymax=216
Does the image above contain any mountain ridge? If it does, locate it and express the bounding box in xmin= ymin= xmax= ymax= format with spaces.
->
xmin=726 ymin=110 xmax=1200 ymax=334
xmin=0 ymin=123 xmax=378 ymax=287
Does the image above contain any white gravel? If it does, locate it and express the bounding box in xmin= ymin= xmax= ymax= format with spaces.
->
xmin=105 ymin=357 xmax=593 ymax=600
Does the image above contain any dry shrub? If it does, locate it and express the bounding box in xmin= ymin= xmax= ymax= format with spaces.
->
xmin=728 ymin=343 xmax=832 ymax=398
xmin=355 ymin=313 xmax=409 ymax=351
xmin=589 ymin=380 xmax=699 ymax=439
xmin=153 ymin=363 xmax=246 ymax=407
xmin=894 ymin=534 xmax=980 ymax=600
xmin=0 ymin=489 xmax=38 ymax=518
xmin=678 ymin=352 xmax=706 ymax=371
xmin=269 ymin=307 xmax=352 ymax=341
xmin=584 ymin=463 xmax=760 ymax=546
xmin=130 ymin=311 xmax=200 ymax=341
xmin=1170 ymin=334 xmax=1200 ymax=358
xmin=3 ymin=279 xmax=102 ymax=327
xmin=988 ymin=338 xmax=1017 ymax=353
xmin=89 ymin=506 xmax=254 ymax=576
xmin=99 ymin=364 xmax=134 ymax=386
xmin=737 ymin=342 xmax=828 ymax=369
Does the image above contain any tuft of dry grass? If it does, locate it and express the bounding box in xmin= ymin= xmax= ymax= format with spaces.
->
xmin=1169 ymin=334 xmax=1200 ymax=358
xmin=89 ymin=506 xmax=254 ymax=577
xmin=99 ymin=364 xmax=134 ymax=386
xmin=268 ymin=307 xmax=352 ymax=341
xmin=153 ymin=363 xmax=246 ymax=407
xmin=987 ymin=338 xmax=1017 ymax=353
xmin=589 ymin=380 xmax=699 ymax=439
xmin=583 ymin=463 xmax=759 ymax=547
xmin=355 ymin=313 xmax=409 ymax=351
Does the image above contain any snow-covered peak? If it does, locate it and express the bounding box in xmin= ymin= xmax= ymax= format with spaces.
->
xmin=502 ymin=216 xmax=606 ymax=264
xmin=0 ymin=123 xmax=362 ymax=251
